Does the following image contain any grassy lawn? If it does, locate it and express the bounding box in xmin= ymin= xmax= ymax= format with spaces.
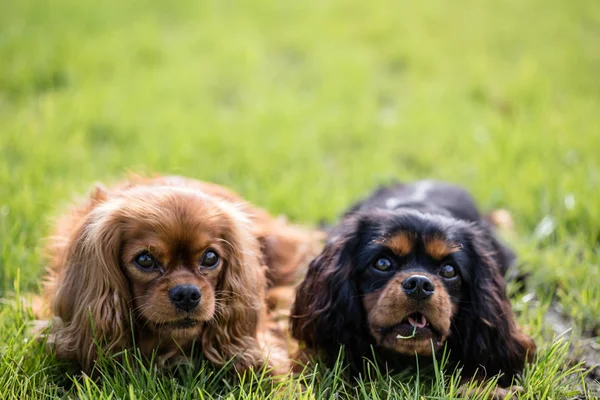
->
xmin=1 ymin=0 xmax=599 ymax=398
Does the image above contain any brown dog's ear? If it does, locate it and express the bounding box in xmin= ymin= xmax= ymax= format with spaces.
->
xmin=258 ymin=219 xmax=324 ymax=288
xmin=201 ymin=215 xmax=270 ymax=373
xmin=451 ymin=227 xmax=535 ymax=386
xmin=290 ymin=219 xmax=369 ymax=370
xmin=50 ymin=203 xmax=131 ymax=372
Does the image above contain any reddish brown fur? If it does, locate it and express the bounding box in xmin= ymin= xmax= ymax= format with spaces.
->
xmin=43 ymin=176 xmax=321 ymax=375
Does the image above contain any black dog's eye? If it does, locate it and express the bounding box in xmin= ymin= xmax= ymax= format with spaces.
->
xmin=134 ymin=251 xmax=159 ymax=270
xmin=440 ymin=264 xmax=457 ymax=279
xmin=200 ymin=249 xmax=220 ymax=269
xmin=373 ymin=257 xmax=393 ymax=272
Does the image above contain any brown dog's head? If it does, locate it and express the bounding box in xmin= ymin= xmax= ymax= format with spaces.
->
xmin=291 ymin=209 xmax=534 ymax=385
xmin=50 ymin=184 xmax=266 ymax=372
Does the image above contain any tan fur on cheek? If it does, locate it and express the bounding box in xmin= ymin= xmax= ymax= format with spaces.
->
xmin=362 ymin=291 xmax=382 ymax=315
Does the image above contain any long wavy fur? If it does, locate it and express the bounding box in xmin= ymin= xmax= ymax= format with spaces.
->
xmin=291 ymin=211 xmax=535 ymax=386
xmin=43 ymin=176 xmax=315 ymax=375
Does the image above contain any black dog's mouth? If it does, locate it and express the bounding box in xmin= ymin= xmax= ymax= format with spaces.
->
xmin=165 ymin=318 xmax=200 ymax=329
xmin=377 ymin=312 xmax=439 ymax=340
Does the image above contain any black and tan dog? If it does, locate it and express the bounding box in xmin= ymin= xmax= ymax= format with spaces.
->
xmin=291 ymin=180 xmax=535 ymax=389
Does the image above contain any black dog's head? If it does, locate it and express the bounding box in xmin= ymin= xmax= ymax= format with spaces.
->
xmin=291 ymin=208 xmax=535 ymax=386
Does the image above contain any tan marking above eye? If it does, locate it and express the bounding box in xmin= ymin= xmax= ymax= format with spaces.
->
xmin=381 ymin=232 xmax=415 ymax=256
xmin=424 ymin=237 xmax=461 ymax=260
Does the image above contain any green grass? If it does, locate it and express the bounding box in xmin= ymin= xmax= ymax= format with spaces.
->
xmin=1 ymin=0 xmax=599 ymax=397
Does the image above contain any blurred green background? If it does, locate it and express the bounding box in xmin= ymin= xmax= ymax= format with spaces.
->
xmin=1 ymin=0 xmax=599 ymax=397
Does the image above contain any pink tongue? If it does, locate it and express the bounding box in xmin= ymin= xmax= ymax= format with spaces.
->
xmin=407 ymin=314 xmax=427 ymax=328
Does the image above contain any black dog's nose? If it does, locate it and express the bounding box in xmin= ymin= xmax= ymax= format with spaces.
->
xmin=402 ymin=275 xmax=435 ymax=300
xmin=169 ymin=285 xmax=202 ymax=312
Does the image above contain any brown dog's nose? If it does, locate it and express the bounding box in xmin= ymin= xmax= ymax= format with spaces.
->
xmin=402 ymin=275 xmax=434 ymax=300
xmin=169 ymin=285 xmax=201 ymax=312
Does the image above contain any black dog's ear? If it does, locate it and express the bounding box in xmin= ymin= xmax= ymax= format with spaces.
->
xmin=451 ymin=227 xmax=535 ymax=386
xmin=290 ymin=220 xmax=368 ymax=369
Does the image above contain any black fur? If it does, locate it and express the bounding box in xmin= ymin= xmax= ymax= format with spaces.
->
xmin=291 ymin=180 xmax=534 ymax=387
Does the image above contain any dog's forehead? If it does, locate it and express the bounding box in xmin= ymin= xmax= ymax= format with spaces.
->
xmin=370 ymin=209 xmax=468 ymax=235
xmin=127 ymin=220 xmax=217 ymax=247
xmin=376 ymin=232 xmax=463 ymax=260
xmin=365 ymin=211 xmax=466 ymax=259
xmin=102 ymin=188 xmax=246 ymax=249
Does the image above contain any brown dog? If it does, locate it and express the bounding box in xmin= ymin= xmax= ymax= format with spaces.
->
xmin=42 ymin=175 xmax=320 ymax=375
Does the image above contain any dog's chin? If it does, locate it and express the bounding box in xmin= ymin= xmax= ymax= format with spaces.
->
xmin=143 ymin=314 xmax=209 ymax=334
xmin=155 ymin=318 xmax=204 ymax=339
xmin=139 ymin=304 xmax=215 ymax=334
xmin=372 ymin=312 xmax=447 ymax=356
xmin=165 ymin=318 xmax=201 ymax=329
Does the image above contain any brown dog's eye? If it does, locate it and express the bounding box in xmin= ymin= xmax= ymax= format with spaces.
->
xmin=200 ymin=249 xmax=220 ymax=269
xmin=440 ymin=264 xmax=457 ymax=279
xmin=134 ymin=251 xmax=158 ymax=270
xmin=373 ymin=257 xmax=392 ymax=272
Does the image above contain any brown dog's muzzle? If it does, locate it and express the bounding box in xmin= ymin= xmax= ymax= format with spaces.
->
xmin=365 ymin=272 xmax=454 ymax=356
